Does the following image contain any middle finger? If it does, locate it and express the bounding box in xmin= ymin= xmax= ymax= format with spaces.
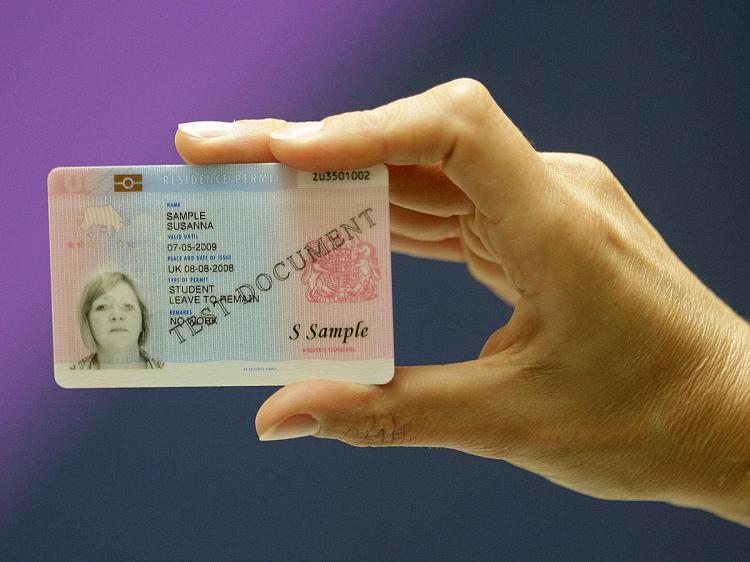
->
xmin=389 ymin=203 xmax=461 ymax=242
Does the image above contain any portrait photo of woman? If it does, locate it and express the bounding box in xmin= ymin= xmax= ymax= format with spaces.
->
xmin=71 ymin=271 xmax=163 ymax=370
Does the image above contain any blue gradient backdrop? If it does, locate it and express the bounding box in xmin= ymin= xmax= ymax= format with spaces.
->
xmin=1 ymin=1 xmax=749 ymax=559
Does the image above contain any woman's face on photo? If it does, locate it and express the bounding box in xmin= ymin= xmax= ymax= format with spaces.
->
xmin=88 ymin=281 xmax=142 ymax=352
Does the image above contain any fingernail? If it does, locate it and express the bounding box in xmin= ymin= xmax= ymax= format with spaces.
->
xmin=258 ymin=414 xmax=320 ymax=442
xmin=269 ymin=121 xmax=324 ymax=140
xmin=178 ymin=121 xmax=238 ymax=139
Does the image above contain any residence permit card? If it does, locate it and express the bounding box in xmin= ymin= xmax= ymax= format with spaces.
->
xmin=48 ymin=164 xmax=394 ymax=388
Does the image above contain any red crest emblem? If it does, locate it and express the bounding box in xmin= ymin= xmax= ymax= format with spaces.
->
xmin=301 ymin=237 xmax=381 ymax=303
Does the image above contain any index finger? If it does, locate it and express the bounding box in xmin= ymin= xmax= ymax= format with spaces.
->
xmin=268 ymin=78 xmax=549 ymax=221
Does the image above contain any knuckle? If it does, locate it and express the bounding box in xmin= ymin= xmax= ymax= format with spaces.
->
xmin=545 ymin=156 xmax=638 ymax=256
xmin=327 ymin=106 xmax=397 ymax=134
xmin=546 ymin=152 xmax=617 ymax=193
xmin=358 ymin=107 xmax=388 ymax=130
xmin=338 ymin=410 xmax=413 ymax=448
xmin=579 ymin=154 xmax=617 ymax=187
xmin=463 ymin=244 xmax=490 ymax=285
xmin=548 ymin=192 xmax=610 ymax=260
xmin=436 ymin=78 xmax=497 ymax=124
xmin=463 ymin=212 xmax=497 ymax=261
xmin=327 ymin=105 xmax=410 ymax=163
xmin=233 ymin=117 xmax=288 ymax=128
xmin=323 ymin=109 xmax=370 ymax=131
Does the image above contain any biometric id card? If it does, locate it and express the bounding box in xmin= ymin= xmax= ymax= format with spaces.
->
xmin=48 ymin=164 xmax=394 ymax=388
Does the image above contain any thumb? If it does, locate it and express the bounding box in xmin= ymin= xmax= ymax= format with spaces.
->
xmin=255 ymin=358 xmax=502 ymax=449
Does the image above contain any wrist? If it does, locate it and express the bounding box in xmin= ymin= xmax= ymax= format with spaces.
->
xmin=697 ymin=316 xmax=750 ymax=524
xmin=663 ymin=305 xmax=750 ymax=524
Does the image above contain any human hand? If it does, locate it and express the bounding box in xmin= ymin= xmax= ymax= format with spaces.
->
xmin=175 ymin=79 xmax=750 ymax=526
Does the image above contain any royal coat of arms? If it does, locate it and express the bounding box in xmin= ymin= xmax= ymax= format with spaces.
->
xmin=301 ymin=237 xmax=381 ymax=303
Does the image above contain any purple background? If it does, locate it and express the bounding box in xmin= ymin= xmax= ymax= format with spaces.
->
xmin=2 ymin=2 xmax=749 ymax=558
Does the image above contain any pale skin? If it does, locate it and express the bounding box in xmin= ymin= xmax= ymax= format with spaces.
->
xmin=175 ymin=78 xmax=750 ymax=526
xmin=88 ymin=281 xmax=145 ymax=368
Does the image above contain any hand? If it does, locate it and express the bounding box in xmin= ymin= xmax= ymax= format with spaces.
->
xmin=175 ymin=79 xmax=750 ymax=526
